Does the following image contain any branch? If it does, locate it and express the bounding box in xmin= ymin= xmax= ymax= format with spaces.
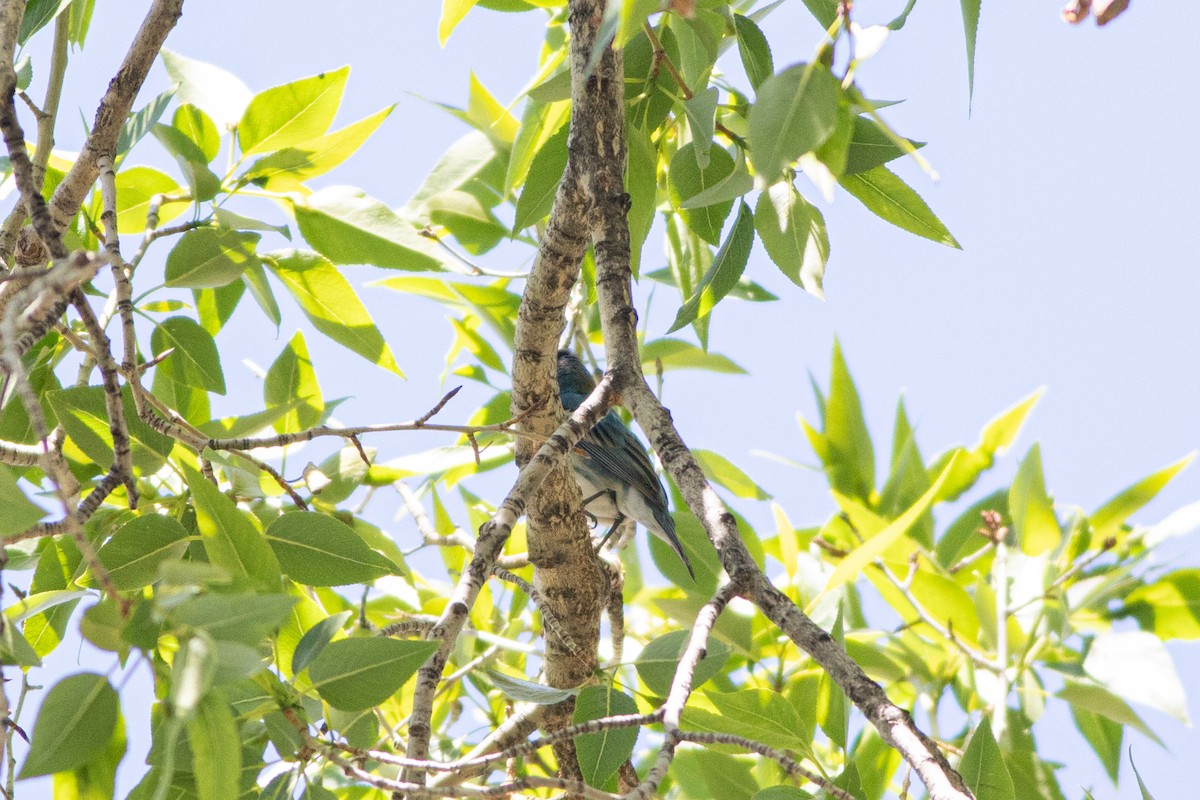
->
xmin=45 ymin=0 xmax=185 ymax=235
xmin=401 ymin=375 xmax=621 ymax=788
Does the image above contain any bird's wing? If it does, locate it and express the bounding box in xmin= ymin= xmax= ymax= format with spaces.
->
xmin=578 ymin=412 xmax=669 ymax=508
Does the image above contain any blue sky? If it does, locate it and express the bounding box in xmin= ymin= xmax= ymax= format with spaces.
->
xmin=17 ymin=1 xmax=1199 ymax=797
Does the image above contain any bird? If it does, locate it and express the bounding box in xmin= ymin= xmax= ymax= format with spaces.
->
xmin=555 ymin=349 xmax=695 ymax=579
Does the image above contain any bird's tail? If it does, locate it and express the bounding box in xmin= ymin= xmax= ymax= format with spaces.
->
xmin=652 ymin=507 xmax=696 ymax=581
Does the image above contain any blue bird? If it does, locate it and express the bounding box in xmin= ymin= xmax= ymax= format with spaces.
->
xmin=556 ymin=349 xmax=695 ymax=579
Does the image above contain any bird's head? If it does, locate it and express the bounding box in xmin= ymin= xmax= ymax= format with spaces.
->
xmin=556 ymin=349 xmax=597 ymax=396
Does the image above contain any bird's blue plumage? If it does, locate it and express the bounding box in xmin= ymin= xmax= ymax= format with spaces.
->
xmin=556 ymin=350 xmax=694 ymax=579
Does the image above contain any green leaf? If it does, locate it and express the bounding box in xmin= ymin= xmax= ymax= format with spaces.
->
xmin=959 ymin=0 xmax=981 ymax=107
xmin=683 ymin=688 xmax=808 ymax=752
xmin=1070 ymin=704 xmax=1122 ymax=784
xmin=754 ymin=183 xmax=828 ymax=298
xmin=188 ymin=693 xmax=240 ymax=800
xmin=238 ymin=66 xmax=349 ymax=157
xmin=1009 ymin=444 xmax=1060 ymax=556
xmin=293 ymin=186 xmax=444 ymax=271
xmin=625 ymin=123 xmax=657 ymax=278
xmin=797 ymin=0 xmax=837 ymax=27
xmin=694 ymin=450 xmax=770 ymax=500
xmin=47 ymin=386 xmax=173 ymax=473
xmin=839 ymin=165 xmax=959 ymax=248
xmin=151 ymin=123 xmax=221 ymax=201
xmin=0 ymin=464 xmax=47 ymax=536
xmin=291 ymin=611 xmax=352 ymax=675
xmin=51 ymin=703 xmax=124 ymax=800
xmin=439 ymin=0 xmax=480 ymax=44
xmin=822 ymin=340 xmax=874 ymax=501
xmin=931 ymin=388 xmax=1044 ymax=503
xmin=116 ymin=87 xmax=176 ymax=158
xmin=1058 ymin=681 xmax=1164 ymax=746
xmin=151 ymin=316 xmax=226 ymax=394
xmin=734 ymin=15 xmax=774 ymax=91
xmin=822 ymin=451 xmax=962 ymax=595
xmin=19 ymin=673 xmax=119 ymax=778
xmin=17 ymin=0 xmax=70 ymax=45
xmin=640 ymin=338 xmax=746 ymax=374
xmin=844 ymin=116 xmax=926 ymax=175
xmin=1083 ymin=631 xmax=1189 ymax=724
xmin=573 ymin=685 xmax=638 ymax=788
xmin=264 ymin=249 xmax=403 ymax=376
xmin=161 ymin=49 xmax=252 ymax=129
xmin=425 ymin=190 xmax=505 ymax=255
xmin=1130 ymin=750 xmax=1158 ymax=800
xmin=266 ymin=512 xmax=397 ymax=586
xmin=683 ymin=87 xmax=719 ymax=169
xmin=172 ymin=103 xmax=221 ymax=162
xmin=242 ymin=105 xmax=395 ymax=191
xmin=635 ymin=629 xmax=730 ymax=697
xmin=1090 ymin=453 xmax=1195 ymax=540
xmin=241 ymin=259 xmax=282 ymax=327
xmin=958 ymin=717 xmax=1016 ymax=800
xmin=265 ymin=330 xmax=323 ymax=434
xmin=213 ymin=207 xmax=290 ymax=238
xmin=666 ymin=201 xmax=755 ymax=334
xmin=1121 ymin=569 xmax=1200 ymax=640
xmin=669 ymin=143 xmax=735 ymax=245
xmin=748 ymin=62 xmax=841 ymax=185
xmin=96 ymin=514 xmax=189 ymax=591
xmin=170 ymin=594 xmax=298 ymax=645
xmin=307 ymin=637 xmax=438 ymax=711
xmin=165 ymin=228 xmax=261 ymax=289
xmin=115 ymin=167 xmax=186 ymax=234
xmin=488 ymin=670 xmax=577 ymax=705
xmin=816 ymin=608 xmax=848 ymax=749
xmin=512 ymin=119 xmax=567 ymax=233
xmin=182 ymin=463 xmax=281 ymax=588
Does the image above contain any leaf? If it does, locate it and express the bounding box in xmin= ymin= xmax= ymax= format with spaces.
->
xmin=307 ymin=637 xmax=438 ymax=711
xmin=1130 ymin=750 xmax=1158 ymax=800
xmin=165 ymin=228 xmax=261 ymax=289
xmin=754 ymin=183 xmax=828 ymax=299
xmin=188 ymin=693 xmax=240 ymax=800
xmin=47 ymin=386 xmax=173 ymax=473
xmin=572 ymin=685 xmax=638 ymax=789
xmin=242 ymin=105 xmax=395 ymax=191
xmin=844 ymin=116 xmax=926 ymax=175
xmin=151 ymin=123 xmax=221 ymax=202
xmin=669 ymin=143 xmax=735 ymax=245
xmin=182 ymin=463 xmax=281 ymax=588
xmin=625 ymin=123 xmax=657 ymax=278
xmin=667 ymin=201 xmax=755 ymax=333
xmin=264 ymin=249 xmax=403 ymax=376
xmin=959 ymin=0 xmax=981 ymax=107
xmin=1083 ymin=631 xmax=1189 ymax=724
xmin=238 ymin=66 xmax=349 ymax=156
xmin=683 ymin=688 xmax=807 ymax=752
xmin=1070 ymin=704 xmax=1122 ymax=784
xmin=151 ymin=316 xmax=226 ymax=394
xmin=116 ymin=87 xmax=176 ymax=158
xmin=639 ymin=339 xmax=746 ymax=374
xmin=683 ymin=87 xmax=719 ymax=169
xmin=293 ymin=186 xmax=444 ymax=271
xmin=173 ymin=103 xmax=221 ymax=162
xmin=958 ymin=717 xmax=1016 ymax=800
xmin=822 ymin=340 xmax=874 ymax=501
xmin=821 ymin=451 xmax=962 ymax=595
xmin=170 ymin=594 xmax=298 ymax=646
xmin=734 ymin=15 xmax=774 ymax=91
xmin=115 ymin=167 xmax=186 ymax=234
xmin=1121 ymin=569 xmax=1200 ymax=640
xmin=161 ymin=49 xmax=252 ymax=129
xmin=635 ymin=629 xmax=731 ymax=697
xmin=0 ymin=464 xmax=47 ymax=536
xmin=18 ymin=0 xmax=71 ymax=44
xmin=1090 ymin=453 xmax=1195 ymax=540
xmin=19 ymin=673 xmax=119 ymax=778
xmin=242 ymin=260 xmax=282 ymax=327
xmin=439 ymin=0 xmax=479 ymax=44
xmin=839 ymin=165 xmax=959 ymax=248
xmin=488 ymin=670 xmax=577 ymax=705
xmin=96 ymin=514 xmax=189 ymax=591
xmin=512 ymin=120 xmax=567 ymax=233
xmin=1058 ymin=681 xmax=1164 ymax=746
xmin=694 ymin=450 xmax=770 ymax=500
xmin=291 ymin=611 xmax=353 ymax=675
xmin=1009 ymin=444 xmax=1060 ymax=556
xmin=266 ymin=512 xmax=397 ymax=586
xmin=748 ymin=62 xmax=841 ymax=185
xmin=264 ymin=330 xmax=323 ymax=434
